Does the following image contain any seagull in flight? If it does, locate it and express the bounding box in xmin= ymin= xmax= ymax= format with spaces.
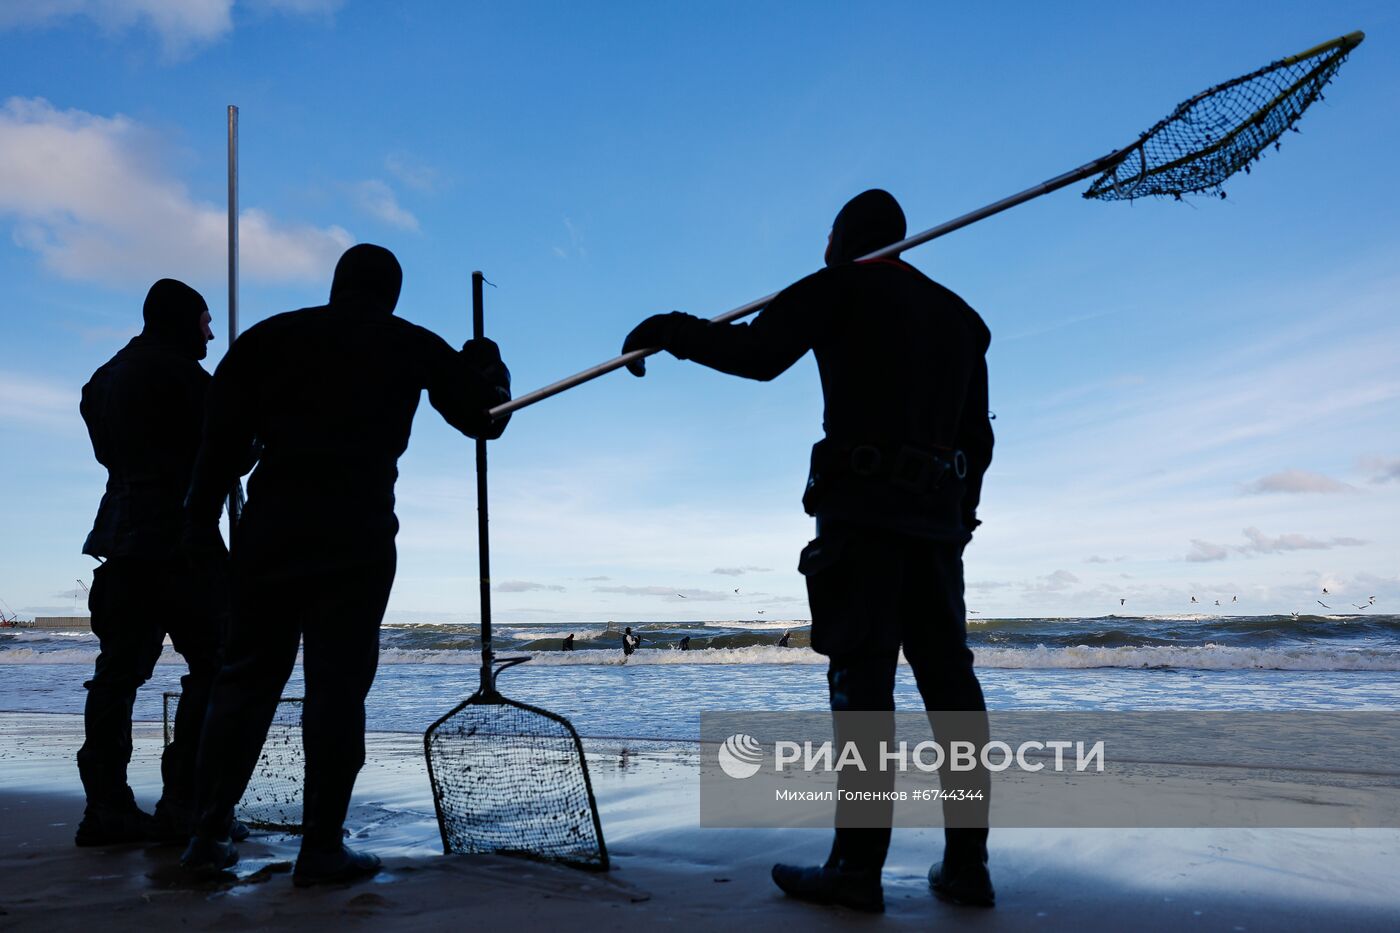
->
xmin=1322 ymin=587 xmax=1330 ymax=595
xmin=676 ymin=593 xmax=687 ymax=599
xmin=1317 ymin=600 xmax=1332 ymax=609
xmin=1190 ymin=596 xmax=1199 ymax=604
xmin=757 ymin=610 xmax=766 ymax=615
xmin=1119 ymin=598 xmax=1126 ymax=607
xmin=734 ymin=588 xmax=740 ymax=594
xmin=1231 ymin=596 xmax=1237 ymax=603
xmin=1353 ymin=603 xmax=1370 ymax=610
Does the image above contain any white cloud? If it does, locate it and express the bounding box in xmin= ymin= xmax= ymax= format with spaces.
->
xmin=0 ymin=1 xmax=341 ymax=57
xmin=1185 ymin=540 xmax=1230 ymax=563
xmin=0 ymin=97 xmax=352 ymax=287
xmin=553 ymin=217 xmax=586 ymax=259
xmin=351 ymin=179 xmax=419 ymax=231
xmin=594 ymin=585 xmax=733 ymax=602
xmin=0 ymin=1 xmax=232 ymax=56
xmin=1022 ymin=570 xmax=1080 ymax=593
xmin=1361 ymin=457 xmax=1400 ymax=485
xmin=1243 ymin=470 xmax=1353 ymax=495
xmin=0 ymin=372 xmax=80 ymax=433
xmin=494 ymin=580 xmax=565 ymax=593
xmin=384 ymin=152 xmax=442 ymax=193
xmin=712 ymin=566 xmax=773 ymax=576
xmin=1186 ymin=528 xmax=1367 ymax=562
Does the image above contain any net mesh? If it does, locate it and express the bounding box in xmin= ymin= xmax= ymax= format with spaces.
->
xmin=1085 ymin=34 xmax=1360 ymax=201
xmin=163 ymin=691 xmax=304 ymax=832
xmin=425 ymin=693 xmax=608 ymax=870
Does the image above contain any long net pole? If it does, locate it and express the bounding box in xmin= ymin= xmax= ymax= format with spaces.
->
xmin=472 ymin=271 xmax=494 ymax=695
xmin=226 ymin=104 xmax=241 ymax=533
xmin=488 ymin=148 xmax=1128 ymax=421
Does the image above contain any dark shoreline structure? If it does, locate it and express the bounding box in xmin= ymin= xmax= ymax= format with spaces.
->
xmin=28 ymin=616 xmax=93 ymax=630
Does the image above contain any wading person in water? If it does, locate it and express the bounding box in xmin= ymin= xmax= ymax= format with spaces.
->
xmin=623 ymin=189 xmax=995 ymax=910
xmin=180 ymin=245 xmax=512 ymax=886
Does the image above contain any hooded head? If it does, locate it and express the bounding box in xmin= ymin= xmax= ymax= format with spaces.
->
xmin=329 ymin=244 xmax=402 ymax=313
xmin=824 ymin=189 xmax=907 ymax=267
xmin=141 ymin=278 xmax=211 ymax=360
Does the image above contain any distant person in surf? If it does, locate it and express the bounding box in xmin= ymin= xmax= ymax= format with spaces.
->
xmin=622 ymin=626 xmax=641 ymax=656
xmin=679 ymin=635 xmax=691 ymax=651
xmin=777 ymin=631 xmax=791 ymax=648
xmin=181 ymin=244 xmax=512 ymax=886
xmin=76 ymin=279 xmax=234 ymax=847
xmin=623 ymin=189 xmax=995 ymax=910
xmin=562 ymin=633 xmax=575 ymax=651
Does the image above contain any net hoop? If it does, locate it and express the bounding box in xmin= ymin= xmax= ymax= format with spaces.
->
xmin=1086 ymin=31 xmax=1364 ymax=201
xmin=424 ymin=688 xmax=610 ymax=872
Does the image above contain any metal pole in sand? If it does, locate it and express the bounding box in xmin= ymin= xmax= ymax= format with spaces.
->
xmin=226 ymin=104 xmax=241 ymax=534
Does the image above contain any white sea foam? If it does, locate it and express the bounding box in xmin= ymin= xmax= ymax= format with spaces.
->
xmin=3 ymin=642 xmax=1396 ymax=672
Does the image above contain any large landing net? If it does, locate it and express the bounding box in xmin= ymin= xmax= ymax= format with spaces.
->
xmin=163 ymin=691 xmax=304 ymax=832
xmin=1085 ymin=32 xmax=1363 ymax=201
xmin=424 ymin=692 xmax=608 ymax=871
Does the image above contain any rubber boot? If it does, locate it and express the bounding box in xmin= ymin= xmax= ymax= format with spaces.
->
xmin=929 ymin=843 xmax=995 ymax=907
xmin=771 ymin=860 xmax=885 ymax=913
xmin=292 ymin=844 xmax=381 ymax=888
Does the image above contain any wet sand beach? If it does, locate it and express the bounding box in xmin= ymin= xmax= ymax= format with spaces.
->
xmin=2 ymin=712 xmax=1398 ymax=930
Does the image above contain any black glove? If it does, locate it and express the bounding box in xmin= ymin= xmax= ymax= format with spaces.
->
xmin=461 ymin=337 xmax=512 ymax=440
xmin=622 ymin=311 xmax=691 ymax=377
xmin=462 ymin=337 xmax=509 ymax=387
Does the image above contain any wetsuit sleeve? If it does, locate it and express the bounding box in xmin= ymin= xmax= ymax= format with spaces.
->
xmin=185 ymin=335 xmax=258 ymax=528
xmin=665 ymin=270 xmax=836 ymax=382
xmin=423 ymin=332 xmax=512 ymax=441
xmin=957 ymin=353 xmax=994 ymax=533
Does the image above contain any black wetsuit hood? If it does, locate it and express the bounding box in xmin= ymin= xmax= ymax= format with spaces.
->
xmin=825 ymin=189 xmax=907 ymax=266
xmin=142 ymin=278 xmax=210 ymax=360
xmin=329 ymin=243 xmax=402 ymax=314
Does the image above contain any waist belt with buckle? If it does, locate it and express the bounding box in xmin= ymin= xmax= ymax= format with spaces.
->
xmin=822 ymin=442 xmax=966 ymax=495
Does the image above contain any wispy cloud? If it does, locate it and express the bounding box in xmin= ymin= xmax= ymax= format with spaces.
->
xmin=0 ymin=373 xmax=80 ymax=433
xmin=1022 ymin=570 xmax=1080 ymax=593
xmin=711 ymin=565 xmax=773 ymax=576
xmin=1242 ymin=470 xmax=1353 ymax=495
xmin=494 ymin=580 xmax=565 ymax=593
xmin=1361 ymin=457 xmax=1400 ymax=485
xmin=384 ymin=152 xmax=442 ymax=193
xmin=351 ymin=179 xmax=419 ymax=231
xmin=0 ymin=1 xmax=340 ymax=58
xmin=552 ymin=217 xmax=586 ymax=260
xmin=594 ymin=585 xmax=734 ymax=601
xmin=0 ymin=97 xmax=352 ymax=286
xmin=1185 ymin=527 xmax=1367 ymax=562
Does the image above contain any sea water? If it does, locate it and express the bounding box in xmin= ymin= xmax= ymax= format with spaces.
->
xmin=2 ymin=614 xmax=1397 ymax=739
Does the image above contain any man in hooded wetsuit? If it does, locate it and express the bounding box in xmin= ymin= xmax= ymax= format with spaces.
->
xmin=622 ymin=626 xmax=640 ymax=656
xmin=180 ymin=244 xmax=512 ymax=885
xmin=76 ymin=279 xmax=233 ymax=846
xmin=622 ymin=190 xmax=995 ymax=910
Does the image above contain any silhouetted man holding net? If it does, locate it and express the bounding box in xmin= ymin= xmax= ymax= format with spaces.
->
xmin=623 ymin=189 xmax=995 ymax=910
xmin=76 ymin=279 xmax=236 ymax=846
xmin=180 ymin=244 xmax=511 ymax=885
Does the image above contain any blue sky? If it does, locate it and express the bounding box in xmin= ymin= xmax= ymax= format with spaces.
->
xmin=2 ymin=1 xmax=1397 ymax=623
